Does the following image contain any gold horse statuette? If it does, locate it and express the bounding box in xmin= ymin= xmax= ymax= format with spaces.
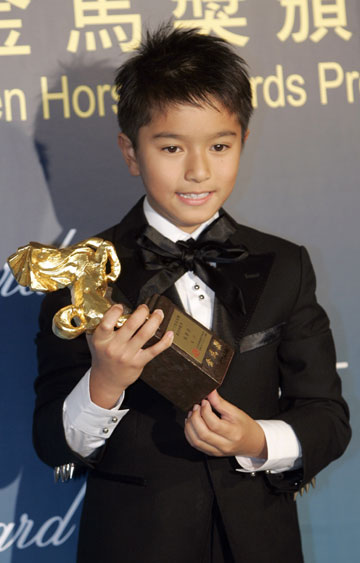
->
xmin=7 ymin=238 xmax=129 ymax=339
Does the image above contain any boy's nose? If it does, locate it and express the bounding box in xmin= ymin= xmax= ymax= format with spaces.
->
xmin=184 ymin=151 xmax=210 ymax=183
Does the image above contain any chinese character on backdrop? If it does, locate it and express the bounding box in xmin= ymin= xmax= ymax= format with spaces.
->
xmin=173 ymin=0 xmax=249 ymax=47
xmin=277 ymin=0 xmax=352 ymax=43
xmin=0 ymin=0 xmax=31 ymax=56
xmin=67 ymin=0 xmax=141 ymax=53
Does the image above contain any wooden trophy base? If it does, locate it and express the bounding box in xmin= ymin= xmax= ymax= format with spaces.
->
xmin=141 ymin=294 xmax=234 ymax=411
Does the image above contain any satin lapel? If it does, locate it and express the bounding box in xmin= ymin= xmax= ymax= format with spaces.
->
xmin=115 ymin=248 xmax=163 ymax=308
xmin=110 ymin=201 xmax=186 ymax=309
xmin=108 ymin=200 xmax=157 ymax=309
xmin=111 ymin=251 xmax=150 ymax=309
xmin=162 ymin=285 xmax=184 ymax=311
xmin=212 ymin=252 xmax=274 ymax=348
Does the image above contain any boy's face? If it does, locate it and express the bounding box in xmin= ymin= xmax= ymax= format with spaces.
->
xmin=118 ymin=100 xmax=247 ymax=233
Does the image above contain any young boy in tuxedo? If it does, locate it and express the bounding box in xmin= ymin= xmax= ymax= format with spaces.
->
xmin=34 ymin=25 xmax=351 ymax=563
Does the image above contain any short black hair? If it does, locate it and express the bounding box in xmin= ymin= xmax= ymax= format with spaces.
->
xmin=115 ymin=24 xmax=253 ymax=148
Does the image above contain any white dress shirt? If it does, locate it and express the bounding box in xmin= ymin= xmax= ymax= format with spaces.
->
xmin=63 ymin=198 xmax=302 ymax=471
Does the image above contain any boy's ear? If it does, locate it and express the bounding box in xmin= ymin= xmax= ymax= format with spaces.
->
xmin=117 ymin=133 xmax=140 ymax=176
xmin=243 ymin=129 xmax=250 ymax=144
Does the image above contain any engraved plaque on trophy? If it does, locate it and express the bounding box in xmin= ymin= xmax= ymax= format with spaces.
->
xmin=142 ymin=294 xmax=234 ymax=411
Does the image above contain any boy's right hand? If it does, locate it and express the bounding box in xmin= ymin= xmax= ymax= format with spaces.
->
xmin=87 ymin=304 xmax=173 ymax=409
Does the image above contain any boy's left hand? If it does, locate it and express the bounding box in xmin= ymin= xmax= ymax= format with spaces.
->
xmin=184 ymin=389 xmax=267 ymax=459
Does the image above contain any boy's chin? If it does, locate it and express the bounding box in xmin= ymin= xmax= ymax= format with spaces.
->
xmin=172 ymin=213 xmax=216 ymax=233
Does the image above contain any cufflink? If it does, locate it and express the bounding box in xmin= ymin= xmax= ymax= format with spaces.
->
xmin=54 ymin=462 xmax=75 ymax=483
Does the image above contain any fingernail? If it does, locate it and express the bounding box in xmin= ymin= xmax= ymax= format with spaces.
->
xmin=187 ymin=411 xmax=192 ymax=419
xmin=154 ymin=308 xmax=164 ymax=319
xmin=193 ymin=404 xmax=200 ymax=412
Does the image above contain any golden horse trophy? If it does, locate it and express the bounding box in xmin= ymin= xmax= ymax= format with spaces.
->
xmin=7 ymin=238 xmax=129 ymax=339
xmin=7 ymin=237 xmax=234 ymax=411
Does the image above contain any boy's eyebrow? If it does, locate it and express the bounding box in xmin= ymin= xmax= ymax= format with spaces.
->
xmin=152 ymin=131 xmax=238 ymax=140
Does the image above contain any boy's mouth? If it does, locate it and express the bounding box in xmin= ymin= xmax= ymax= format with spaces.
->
xmin=177 ymin=192 xmax=211 ymax=200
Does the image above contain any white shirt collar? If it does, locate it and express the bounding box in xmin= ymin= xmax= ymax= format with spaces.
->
xmin=143 ymin=197 xmax=219 ymax=243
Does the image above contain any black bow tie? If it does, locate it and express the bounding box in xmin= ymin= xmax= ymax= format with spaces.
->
xmin=136 ymin=214 xmax=248 ymax=315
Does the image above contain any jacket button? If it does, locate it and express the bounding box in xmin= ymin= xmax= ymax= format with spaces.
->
xmin=102 ymin=427 xmax=109 ymax=434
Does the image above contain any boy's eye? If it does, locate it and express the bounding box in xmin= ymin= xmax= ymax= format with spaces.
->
xmin=212 ymin=144 xmax=228 ymax=152
xmin=163 ymin=146 xmax=179 ymax=153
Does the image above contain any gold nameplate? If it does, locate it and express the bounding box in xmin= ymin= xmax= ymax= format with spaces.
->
xmin=167 ymin=309 xmax=212 ymax=364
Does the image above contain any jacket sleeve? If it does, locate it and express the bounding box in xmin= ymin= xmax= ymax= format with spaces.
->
xmin=33 ymin=289 xmax=94 ymax=471
xmin=266 ymin=246 xmax=351 ymax=493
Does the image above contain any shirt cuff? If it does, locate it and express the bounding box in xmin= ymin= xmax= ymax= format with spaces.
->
xmin=235 ymin=419 xmax=302 ymax=474
xmin=63 ymin=369 xmax=129 ymax=457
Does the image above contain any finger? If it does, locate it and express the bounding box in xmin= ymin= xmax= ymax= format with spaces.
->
xmin=120 ymin=308 xmax=165 ymax=359
xmin=206 ymin=389 xmax=237 ymax=420
xmin=198 ymin=399 xmax=228 ymax=436
xmin=128 ymin=308 xmax=165 ymax=350
xmin=117 ymin=304 xmax=150 ymax=338
xmin=92 ymin=305 xmax=124 ymax=341
xmin=187 ymin=405 xmax=244 ymax=456
xmin=186 ymin=405 xmax=228 ymax=450
xmin=138 ymin=330 xmax=174 ymax=365
xmin=184 ymin=417 xmax=223 ymax=456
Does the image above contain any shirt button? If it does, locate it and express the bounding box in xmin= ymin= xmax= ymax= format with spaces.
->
xmin=194 ymin=284 xmax=200 ymax=290
xmin=111 ymin=416 xmax=118 ymax=423
xmin=250 ymin=472 xmax=256 ymax=478
xmin=102 ymin=427 xmax=109 ymax=434
xmin=199 ymin=294 xmax=205 ymax=300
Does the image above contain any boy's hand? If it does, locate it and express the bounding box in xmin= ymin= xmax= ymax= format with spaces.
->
xmin=87 ymin=304 xmax=173 ymax=409
xmin=184 ymin=390 xmax=267 ymax=459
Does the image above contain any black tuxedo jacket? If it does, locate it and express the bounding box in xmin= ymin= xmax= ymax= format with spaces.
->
xmin=33 ymin=199 xmax=351 ymax=563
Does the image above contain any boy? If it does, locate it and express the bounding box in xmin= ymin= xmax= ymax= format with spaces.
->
xmin=34 ymin=25 xmax=351 ymax=563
